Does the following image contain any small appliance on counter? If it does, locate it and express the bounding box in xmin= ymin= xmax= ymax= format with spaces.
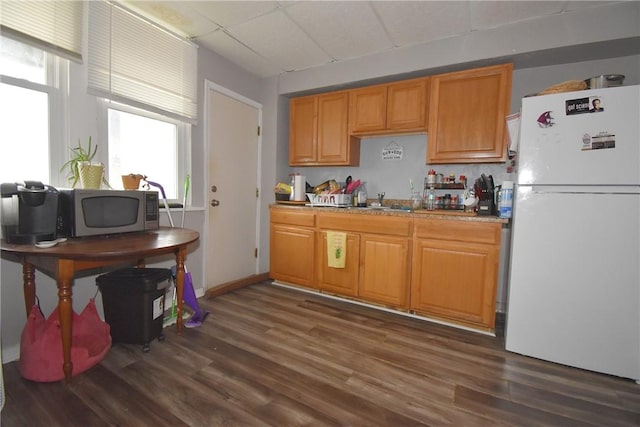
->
xmin=1 ymin=181 xmax=59 ymax=244
xmin=474 ymin=174 xmax=495 ymax=215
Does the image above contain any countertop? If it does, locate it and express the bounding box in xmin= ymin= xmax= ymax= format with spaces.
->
xmin=271 ymin=202 xmax=509 ymax=224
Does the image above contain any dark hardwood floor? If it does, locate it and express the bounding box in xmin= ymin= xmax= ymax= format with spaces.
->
xmin=2 ymin=282 xmax=639 ymax=426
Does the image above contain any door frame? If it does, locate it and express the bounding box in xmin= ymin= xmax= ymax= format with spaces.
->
xmin=203 ymin=79 xmax=263 ymax=288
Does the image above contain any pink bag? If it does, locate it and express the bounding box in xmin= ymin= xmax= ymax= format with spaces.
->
xmin=19 ymin=298 xmax=111 ymax=382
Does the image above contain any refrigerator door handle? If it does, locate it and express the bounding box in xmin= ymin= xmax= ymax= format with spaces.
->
xmin=528 ymin=185 xmax=640 ymax=195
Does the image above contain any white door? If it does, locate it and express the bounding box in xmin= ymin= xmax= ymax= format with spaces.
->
xmin=206 ymin=86 xmax=260 ymax=288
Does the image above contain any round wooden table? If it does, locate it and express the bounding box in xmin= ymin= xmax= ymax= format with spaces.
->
xmin=1 ymin=227 xmax=199 ymax=383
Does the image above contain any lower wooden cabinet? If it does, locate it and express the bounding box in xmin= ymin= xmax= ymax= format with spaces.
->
xmin=270 ymin=207 xmax=503 ymax=331
xmin=317 ymin=231 xmax=360 ymax=296
xmin=410 ymin=218 xmax=501 ymax=329
xmin=269 ymin=209 xmax=317 ymax=289
xmin=359 ymin=234 xmax=410 ymax=308
xmin=317 ymin=229 xmax=409 ymax=308
xmin=316 ymin=212 xmax=412 ymax=309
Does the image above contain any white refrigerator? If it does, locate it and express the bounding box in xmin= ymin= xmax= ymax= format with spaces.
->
xmin=505 ymin=85 xmax=640 ymax=381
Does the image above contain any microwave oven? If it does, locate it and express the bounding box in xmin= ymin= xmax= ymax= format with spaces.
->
xmin=57 ymin=189 xmax=160 ymax=238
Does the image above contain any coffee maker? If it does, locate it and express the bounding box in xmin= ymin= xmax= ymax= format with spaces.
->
xmin=1 ymin=181 xmax=59 ymax=244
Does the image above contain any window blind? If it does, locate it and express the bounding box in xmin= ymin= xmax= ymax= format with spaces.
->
xmin=88 ymin=1 xmax=198 ymax=124
xmin=0 ymin=0 xmax=83 ymax=62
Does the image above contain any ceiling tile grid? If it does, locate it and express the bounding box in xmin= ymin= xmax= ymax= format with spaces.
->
xmin=120 ymin=1 xmax=629 ymax=78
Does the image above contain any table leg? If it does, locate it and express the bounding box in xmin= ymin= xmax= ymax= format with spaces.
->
xmin=175 ymin=246 xmax=186 ymax=333
xmin=57 ymin=259 xmax=74 ymax=383
xmin=22 ymin=260 xmax=36 ymax=316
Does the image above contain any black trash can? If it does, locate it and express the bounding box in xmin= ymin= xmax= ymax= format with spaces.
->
xmin=96 ymin=267 xmax=172 ymax=352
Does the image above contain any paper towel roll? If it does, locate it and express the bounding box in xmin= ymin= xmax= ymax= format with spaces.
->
xmin=294 ymin=175 xmax=306 ymax=201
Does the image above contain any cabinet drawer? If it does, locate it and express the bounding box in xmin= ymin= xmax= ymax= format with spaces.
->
xmin=318 ymin=212 xmax=411 ymax=236
xmin=414 ymin=218 xmax=500 ymax=245
xmin=271 ymin=209 xmax=315 ymax=227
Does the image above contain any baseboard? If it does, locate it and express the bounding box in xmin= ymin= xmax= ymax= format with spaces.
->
xmin=204 ymin=273 xmax=270 ymax=298
xmin=3 ymin=344 xmax=20 ymax=364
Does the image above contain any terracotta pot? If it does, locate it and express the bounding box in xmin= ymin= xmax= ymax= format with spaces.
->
xmin=122 ymin=174 xmax=145 ymax=190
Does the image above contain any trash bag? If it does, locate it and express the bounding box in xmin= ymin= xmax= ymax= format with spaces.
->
xmin=19 ymin=298 xmax=111 ymax=382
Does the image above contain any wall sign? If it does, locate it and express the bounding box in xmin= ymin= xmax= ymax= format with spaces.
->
xmin=381 ymin=141 xmax=403 ymax=160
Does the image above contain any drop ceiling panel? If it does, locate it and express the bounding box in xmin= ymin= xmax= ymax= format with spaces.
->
xmin=563 ymin=1 xmax=620 ymax=12
xmin=373 ymin=1 xmax=472 ymax=47
xmin=197 ymin=30 xmax=282 ymax=78
xmin=189 ymin=1 xmax=281 ymax=28
xmin=121 ymin=0 xmax=220 ymax=37
xmin=470 ymin=1 xmax=565 ymax=29
xmin=228 ymin=9 xmax=332 ymax=72
xmin=285 ymin=2 xmax=393 ymax=60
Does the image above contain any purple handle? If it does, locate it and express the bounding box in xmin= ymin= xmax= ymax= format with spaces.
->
xmin=145 ymin=180 xmax=167 ymax=199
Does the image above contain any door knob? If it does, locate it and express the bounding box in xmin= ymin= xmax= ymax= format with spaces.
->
xmin=211 ymin=185 xmax=217 ymax=193
xmin=210 ymin=199 xmax=220 ymax=207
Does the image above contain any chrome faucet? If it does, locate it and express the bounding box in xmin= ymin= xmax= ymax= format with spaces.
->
xmin=377 ymin=192 xmax=385 ymax=205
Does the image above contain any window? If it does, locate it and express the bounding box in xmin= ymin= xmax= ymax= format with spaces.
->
xmin=100 ymin=101 xmax=191 ymax=202
xmin=0 ymin=36 xmax=65 ymax=185
xmin=88 ymin=0 xmax=196 ymax=204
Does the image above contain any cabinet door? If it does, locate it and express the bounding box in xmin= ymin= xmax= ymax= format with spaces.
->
xmin=359 ymin=235 xmax=410 ymax=309
xmin=317 ymin=91 xmax=351 ymax=164
xmin=427 ymin=63 xmax=512 ymax=164
xmin=290 ymin=96 xmax=318 ymax=165
xmin=317 ymin=231 xmax=360 ymax=296
xmin=349 ymin=85 xmax=387 ymax=133
xmin=387 ymin=78 xmax=428 ymax=131
xmin=411 ymin=238 xmax=498 ymax=328
xmin=270 ymin=224 xmax=317 ymax=289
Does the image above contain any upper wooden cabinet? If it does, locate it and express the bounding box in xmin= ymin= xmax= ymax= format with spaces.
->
xmin=427 ymin=63 xmax=513 ymax=164
xmin=350 ymin=77 xmax=429 ymax=136
xmin=289 ymin=91 xmax=360 ymax=166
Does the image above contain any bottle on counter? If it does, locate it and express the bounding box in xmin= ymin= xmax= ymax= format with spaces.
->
xmin=499 ymin=181 xmax=514 ymax=218
xmin=357 ymin=183 xmax=368 ymax=207
xmin=425 ymin=186 xmax=436 ymax=210
xmin=289 ymin=174 xmax=295 ymax=201
xmin=443 ymin=193 xmax=451 ymax=209
xmin=426 ymin=169 xmax=436 ymax=186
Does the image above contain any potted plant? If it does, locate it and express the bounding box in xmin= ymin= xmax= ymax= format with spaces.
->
xmin=60 ymin=136 xmax=110 ymax=189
